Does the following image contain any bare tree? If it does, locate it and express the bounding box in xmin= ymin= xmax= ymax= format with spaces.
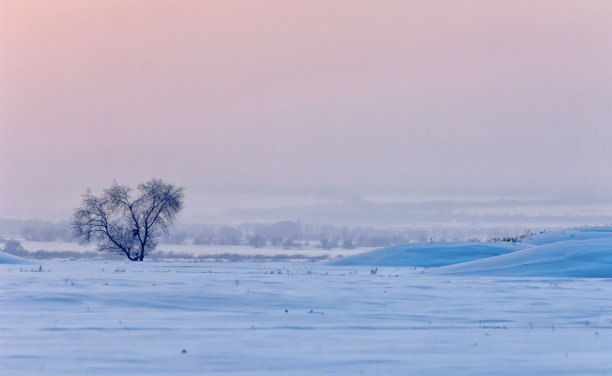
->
xmin=72 ymin=179 xmax=184 ymax=261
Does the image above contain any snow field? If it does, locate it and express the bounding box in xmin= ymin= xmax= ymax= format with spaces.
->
xmin=2 ymin=261 xmax=612 ymax=375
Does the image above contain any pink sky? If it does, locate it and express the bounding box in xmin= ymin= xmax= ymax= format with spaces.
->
xmin=2 ymin=0 xmax=612 ymax=220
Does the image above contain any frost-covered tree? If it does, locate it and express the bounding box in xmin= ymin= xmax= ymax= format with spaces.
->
xmin=71 ymin=179 xmax=184 ymax=261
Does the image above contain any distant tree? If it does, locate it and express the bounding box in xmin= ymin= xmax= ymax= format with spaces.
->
xmin=248 ymin=234 xmax=267 ymax=248
xmin=1 ymin=239 xmax=29 ymax=257
xmin=342 ymin=239 xmax=355 ymax=249
xmin=282 ymin=238 xmax=300 ymax=249
xmin=320 ymin=238 xmax=338 ymax=250
xmin=71 ymin=179 xmax=184 ymax=261
xmin=20 ymin=220 xmax=73 ymax=242
xmin=270 ymin=237 xmax=283 ymax=247
xmin=217 ymin=226 xmax=241 ymax=245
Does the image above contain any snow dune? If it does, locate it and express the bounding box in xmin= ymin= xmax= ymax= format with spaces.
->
xmin=0 ymin=251 xmax=33 ymax=264
xmin=334 ymin=227 xmax=612 ymax=277
xmin=434 ymin=238 xmax=612 ymax=277
xmin=521 ymin=226 xmax=612 ymax=245
xmin=329 ymin=242 xmax=527 ymax=267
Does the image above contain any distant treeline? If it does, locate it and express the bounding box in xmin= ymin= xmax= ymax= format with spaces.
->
xmin=160 ymin=221 xmax=426 ymax=249
xmin=0 ymin=238 xmax=329 ymax=262
xmin=0 ymin=218 xmax=539 ymax=250
xmin=0 ymin=219 xmax=74 ymax=242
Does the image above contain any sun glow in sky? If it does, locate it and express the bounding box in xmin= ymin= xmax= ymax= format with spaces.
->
xmin=2 ymin=0 xmax=612 ymax=221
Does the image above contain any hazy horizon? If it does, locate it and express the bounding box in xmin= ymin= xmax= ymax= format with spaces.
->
xmin=3 ymin=1 xmax=612 ymax=224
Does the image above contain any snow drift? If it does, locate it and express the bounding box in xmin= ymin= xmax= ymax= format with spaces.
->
xmin=0 ymin=251 xmax=33 ymax=264
xmin=329 ymin=242 xmax=528 ymax=267
xmin=434 ymin=238 xmax=612 ymax=277
xmin=521 ymin=226 xmax=612 ymax=246
xmin=333 ymin=227 xmax=612 ymax=277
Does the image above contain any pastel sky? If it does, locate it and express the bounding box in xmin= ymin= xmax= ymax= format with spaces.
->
xmin=2 ymin=0 xmax=612 ymax=221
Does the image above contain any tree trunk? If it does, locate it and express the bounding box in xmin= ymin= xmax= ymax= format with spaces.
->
xmin=138 ymin=244 xmax=145 ymax=261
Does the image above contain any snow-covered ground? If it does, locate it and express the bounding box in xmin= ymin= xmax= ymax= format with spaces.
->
xmin=335 ymin=226 xmax=612 ymax=277
xmin=434 ymin=238 xmax=612 ymax=277
xmin=4 ymin=227 xmax=612 ymax=374
xmin=2 ymin=259 xmax=612 ymax=375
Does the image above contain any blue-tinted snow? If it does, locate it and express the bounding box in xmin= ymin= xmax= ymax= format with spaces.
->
xmin=434 ymin=238 xmax=612 ymax=277
xmin=0 ymin=251 xmax=34 ymax=264
xmin=3 ymin=261 xmax=612 ymax=375
xmin=331 ymin=227 xmax=612 ymax=277
xmin=329 ymin=242 xmax=528 ymax=267
xmin=5 ymin=227 xmax=612 ymax=374
xmin=521 ymin=226 xmax=612 ymax=245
